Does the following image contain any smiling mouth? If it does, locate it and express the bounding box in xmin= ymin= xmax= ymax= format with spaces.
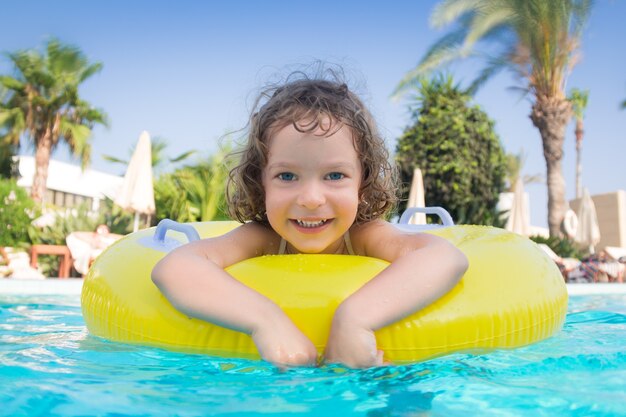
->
xmin=294 ymin=219 xmax=329 ymax=228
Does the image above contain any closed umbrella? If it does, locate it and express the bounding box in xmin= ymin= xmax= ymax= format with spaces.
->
xmin=114 ymin=131 xmax=155 ymax=232
xmin=505 ymin=178 xmax=531 ymax=236
xmin=575 ymin=188 xmax=601 ymax=254
xmin=407 ymin=168 xmax=426 ymax=225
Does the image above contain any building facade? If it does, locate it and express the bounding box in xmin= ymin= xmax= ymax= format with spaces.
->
xmin=14 ymin=156 xmax=124 ymax=212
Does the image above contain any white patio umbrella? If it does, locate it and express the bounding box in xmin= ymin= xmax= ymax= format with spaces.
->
xmin=114 ymin=131 xmax=155 ymax=232
xmin=505 ymin=178 xmax=531 ymax=236
xmin=407 ymin=168 xmax=426 ymax=225
xmin=575 ymin=188 xmax=601 ymax=254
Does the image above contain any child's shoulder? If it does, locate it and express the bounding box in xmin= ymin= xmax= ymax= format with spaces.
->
xmin=351 ymin=218 xmax=391 ymax=234
xmin=349 ymin=219 xmax=398 ymax=255
xmin=230 ymin=221 xmax=282 ymax=256
xmin=350 ymin=219 xmax=440 ymax=260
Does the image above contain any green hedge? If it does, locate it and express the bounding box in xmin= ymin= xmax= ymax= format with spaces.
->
xmin=396 ymin=75 xmax=506 ymax=225
xmin=0 ymin=179 xmax=38 ymax=247
xmin=529 ymin=235 xmax=585 ymax=259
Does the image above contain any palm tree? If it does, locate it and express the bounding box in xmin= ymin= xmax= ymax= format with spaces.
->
xmin=395 ymin=0 xmax=593 ymax=237
xmin=0 ymin=39 xmax=107 ymax=203
xmin=154 ymin=145 xmax=232 ymax=223
xmin=505 ymin=151 xmax=543 ymax=192
xmin=567 ymin=88 xmax=589 ymax=199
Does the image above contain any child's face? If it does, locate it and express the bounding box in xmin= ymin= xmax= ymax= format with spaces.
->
xmin=262 ymin=120 xmax=361 ymax=254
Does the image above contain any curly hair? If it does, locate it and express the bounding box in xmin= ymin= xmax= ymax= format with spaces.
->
xmin=226 ymin=73 xmax=397 ymax=224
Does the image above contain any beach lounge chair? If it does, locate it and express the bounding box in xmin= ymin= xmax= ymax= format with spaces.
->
xmin=573 ymin=249 xmax=623 ymax=283
xmin=537 ymin=244 xmax=582 ymax=281
xmin=579 ymin=256 xmax=609 ymax=282
xmin=604 ymin=246 xmax=626 ymax=263
xmin=594 ymin=247 xmax=625 ymax=283
xmin=66 ymin=225 xmax=122 ymax=275
xmin=0 ymin=247 xmax=10 ymax=277
xmin=2 ymin=247 xmax=45 ymax=279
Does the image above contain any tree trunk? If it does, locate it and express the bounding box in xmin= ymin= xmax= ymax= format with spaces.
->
xmin=31 ymin=132 xmax=53 ymax=205
xmin=530 ymin=95 xmax=572 ymax=237
xmin=575 ymin=119 xmax=584 ymax=199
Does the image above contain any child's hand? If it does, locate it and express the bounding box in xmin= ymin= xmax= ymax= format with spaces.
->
xmin=323 ymin=306 xmax=384 ymax=368
xmin=251 ymin=313 xmax=318 ymax=368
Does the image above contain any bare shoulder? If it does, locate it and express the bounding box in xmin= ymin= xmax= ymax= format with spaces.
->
xmin=181 ymin=222 xmax=280 ymax=268
xmin=350 ymin=220 xmax=453 ymax=261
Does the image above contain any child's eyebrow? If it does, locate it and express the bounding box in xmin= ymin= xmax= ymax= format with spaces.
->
xmin=323 ymin=162 xmax=359 ymax=171
xmin=266 ymin=161 xmax=358 ymax=172
xmin=265 ymin=162 xmax=296 ymax=171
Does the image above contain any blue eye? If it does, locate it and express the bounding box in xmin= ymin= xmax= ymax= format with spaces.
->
xmin=278 ymin=172 xmax=296 ymax=181
xmin=326 ymin=172 xmax=345 ymax=181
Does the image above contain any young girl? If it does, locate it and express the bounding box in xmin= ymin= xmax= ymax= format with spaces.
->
xmin=152 ymin=75 xmax=468 ymax=368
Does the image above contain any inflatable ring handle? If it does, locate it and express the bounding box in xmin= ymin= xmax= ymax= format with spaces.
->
xmin=154 ymin=219 xmax=201 ymax=244
xmin=399 ymin=207 xmax=455 ymax=226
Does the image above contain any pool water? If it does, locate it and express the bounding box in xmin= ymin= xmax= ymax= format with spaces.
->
xmin=1 ymin=294 xmax=624 ymax=417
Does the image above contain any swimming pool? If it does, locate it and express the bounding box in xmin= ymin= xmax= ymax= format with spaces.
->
xmin=1 ymin=290 xmax=624 ymax=416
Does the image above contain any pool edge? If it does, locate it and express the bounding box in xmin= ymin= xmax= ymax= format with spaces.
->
xmin=0 ymin=278 xmax=84 ymax=295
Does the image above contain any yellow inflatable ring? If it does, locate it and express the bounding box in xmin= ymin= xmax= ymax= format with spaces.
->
xmin=81 ymin=221 xmax=567 ymax=363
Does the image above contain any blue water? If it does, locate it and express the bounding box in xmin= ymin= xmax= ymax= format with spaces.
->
xmin=0 ymin=293 xmax=625 ymax=417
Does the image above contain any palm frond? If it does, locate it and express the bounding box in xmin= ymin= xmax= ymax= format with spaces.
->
xmin=0 ymin=107 xmax=20 ymax=126
xmin=420 ymin=27 xmax=468 ymax=65
xmin=567 ymin=87 xmax=589 ymax=120
xmin=170 ymin=150 xmax=197 ymax=163
xmin=431 ymin=0 xmax=482 ymax=28
xmin=518 ymin=0 xmax=592 ymax=97
xmin=467 ymin=56 xmax=506 ymax=95
xmin=402 ymin=0 xmax=593 ymax=101
xmin=0 ymin=108 xmax=25 ymax=145
xmin=523 ymin=173 xmax=543 ymax=184
xmin=505 ymin=85 xmax=532 ymax=102
xmin=82 ymin=106 xmax=109 ymax=127
xmin=59 ymin=118 xmax=91 ymax=160
xmin=570 ymin=0 xmax=594 ymax=35
xmin=78 ymin=62 xmax=104 ymax=83
xmin=462 ymin=6 xmax=515 ymax=53
xmin=504 ymin=149 xmax=543 ymax=190
xmin=0 ymin=76 xmax=24 ymax=91
xmin=101 ymin=154 xmax=128 ymax=165
xmin=393 ymin=37 xmax=466 ymax=97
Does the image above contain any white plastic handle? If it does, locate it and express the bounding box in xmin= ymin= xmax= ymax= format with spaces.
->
xmin=398 ymin=207 xmax=455 ymax=226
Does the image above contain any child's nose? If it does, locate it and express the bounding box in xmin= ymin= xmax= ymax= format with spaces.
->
xmin=297 ymin=181 xmax=326 ymax=208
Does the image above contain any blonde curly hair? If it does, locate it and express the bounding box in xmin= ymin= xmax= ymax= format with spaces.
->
xmin=226 ymin=75 xmax=397 ymax=224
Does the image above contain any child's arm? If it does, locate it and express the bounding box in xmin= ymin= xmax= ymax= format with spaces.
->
xmin=324 ymin=220 xmax=469 ymax=368
xmin=151 ymin=223 xmax=317 ymax=367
